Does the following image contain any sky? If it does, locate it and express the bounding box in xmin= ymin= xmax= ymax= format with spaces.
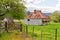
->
xmin=25 ymin=0 xmax=60 ymax=13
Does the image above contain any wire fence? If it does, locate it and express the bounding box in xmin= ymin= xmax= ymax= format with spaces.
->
xmin=22 ymin=25 xmax=59 ymax=40
xmin=0 ymin=22 xmax=60 ymax=40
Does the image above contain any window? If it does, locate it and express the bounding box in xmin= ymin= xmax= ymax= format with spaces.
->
xmin=28 ymin=19 xmax=30 ymax=21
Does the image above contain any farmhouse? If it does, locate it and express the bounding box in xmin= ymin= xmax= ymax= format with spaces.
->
xmin=25 ymin=10 xmax=50 ymax=25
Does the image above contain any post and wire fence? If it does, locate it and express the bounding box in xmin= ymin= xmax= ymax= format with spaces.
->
xmin=0 ymin=22 xmax=59 ymax=40
xmin=23 ymin=25 xmax=58 ymax=40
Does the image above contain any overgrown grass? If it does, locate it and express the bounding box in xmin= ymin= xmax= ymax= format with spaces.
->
xmin=0 ymin=20 xmax=60 ymax=40
xmin=0 ymin=32 xmax=12 ymax=40
xmin=21 ymin=20 xmax=60 ymax=40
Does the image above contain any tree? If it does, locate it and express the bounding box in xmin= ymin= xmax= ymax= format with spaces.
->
xmin=51 ymin=11 xmax=60 ymax=22
xmin=0 ymin=0 xmax=26 ymax=19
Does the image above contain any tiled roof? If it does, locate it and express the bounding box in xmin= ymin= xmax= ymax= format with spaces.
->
xmin=27 ymin=10 xmax=50 ymax=19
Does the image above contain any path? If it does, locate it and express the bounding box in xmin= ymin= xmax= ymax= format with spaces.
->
xmin=10 ymin=32 xmax=35 ymax=40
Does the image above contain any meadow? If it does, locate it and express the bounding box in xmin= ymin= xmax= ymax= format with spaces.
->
xmin=0 ymin=20 xmax=60 ymax=40
xmin=21 ymin=20 xmax=60 ymax=40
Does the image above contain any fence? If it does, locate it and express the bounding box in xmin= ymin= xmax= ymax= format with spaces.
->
xmin=0 ymin=22 xmax=60 ymax=40
xmin=22 ymin=25 xmax=59 ymax=40
xmin=0 ymin=21 xmax=23 ymax=33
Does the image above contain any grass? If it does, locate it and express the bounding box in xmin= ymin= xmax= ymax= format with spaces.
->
xmin=0 ymin=20 xmax=60 ymax=40
xmin=0 ymin=32 xmax=12 ymax=40
xmin=0 ymin=31 xmax=33 ymax=40
xmin=21 ymin=20 xmax=60 ymax=40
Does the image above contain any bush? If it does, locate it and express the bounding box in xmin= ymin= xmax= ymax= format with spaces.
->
xmin=51 ymin=11 xmax=60 ymax=22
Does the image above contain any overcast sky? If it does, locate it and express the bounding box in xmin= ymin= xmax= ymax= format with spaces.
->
xmin=25 ymin=0 xmax=60 ymax=13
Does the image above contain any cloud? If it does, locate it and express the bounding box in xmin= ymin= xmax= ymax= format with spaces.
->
xmin=56 ymin=0 xmax=60 ymax=8
xmin=56 ymin=0 xmax=60 ymax=10
xmin=38 ymin=7 xmax=58 ymax=13
xmin=25 ymin=0 xmax=60 ymax=13
xmin=25 ymin=0 xmax=46 ymax=7
xmin=32 ymin=0 xmax=45 ymax=4
xmin=27 ymin=6 xmax=58 ymax=13
xmin=57 ymin=0 xmax=60 ymax=3
xmin=25 ymin=0 xmax=45 ymax=4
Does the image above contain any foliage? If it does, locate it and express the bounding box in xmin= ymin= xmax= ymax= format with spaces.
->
xmin=51 ymin=11 xmax=60 ymax=22
xmin=0 ymin=0 xmax=26 ymax=19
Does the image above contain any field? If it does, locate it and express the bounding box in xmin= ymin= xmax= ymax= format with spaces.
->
xmin=0 ymin=20 xmax=60 ymax=40
xmin=21 ymin=20 xmax=60 ymax=40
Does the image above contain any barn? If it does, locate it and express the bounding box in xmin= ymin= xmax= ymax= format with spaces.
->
xmin=25 ymin=10 xmax=50 ymax=25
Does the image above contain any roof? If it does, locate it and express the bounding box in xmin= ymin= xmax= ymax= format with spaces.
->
xmin=26 ymin=10 xmax=50 ymax=19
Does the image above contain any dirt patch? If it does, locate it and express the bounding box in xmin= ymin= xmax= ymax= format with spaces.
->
xmin=10 ymin=32 xmax=35 ymax=40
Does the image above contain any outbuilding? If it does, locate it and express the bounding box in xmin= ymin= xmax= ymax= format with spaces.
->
xmin=25 ymin=10 xmax=50 ymax=25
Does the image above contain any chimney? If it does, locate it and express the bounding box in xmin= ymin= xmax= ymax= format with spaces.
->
xmin=39 ymin=10 xmax=42 ymax=13
xmin=34 ymin=10 xmax=42 ymax=14
xmin=34 ymin=10 xmax=37 ymax=14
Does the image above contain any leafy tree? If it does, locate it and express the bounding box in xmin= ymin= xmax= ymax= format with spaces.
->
xmin=0 ymin=0 xmax=26 ymax=19
xmin=51 ymin=11 xmax=60 ymax=22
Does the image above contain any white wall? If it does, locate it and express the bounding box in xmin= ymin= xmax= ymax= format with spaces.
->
xmin=25 ymin=19 xmax=42 ymax=25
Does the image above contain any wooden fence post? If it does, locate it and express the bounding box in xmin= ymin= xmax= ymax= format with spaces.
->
xmin=0 ymin=23 xmax=1 ymax=37
xmin=40 ymin=30 xmax=42 ymax=40
xmin=32 ymin=26 xmax=34 ymax=40
xmin=32 ymin=26 xmax=34 ymax=36
xmin=5 ymin=22 xmax=8 ymax=32
xmin=55 ymin=28 xmax=57 ymax=40
xmin=26 ymin=25 xmax=28 ymax=34
xmin=20 ymin=23 xmax=22 ymax=32
xmin=24 ymin=25 xmax=25 ymax=32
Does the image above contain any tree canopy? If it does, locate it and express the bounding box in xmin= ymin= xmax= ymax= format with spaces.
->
xmin=0 ymin=0 xmax=26 ymax=19
xmin=51 ymin=11 xmax=60 ymax=22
